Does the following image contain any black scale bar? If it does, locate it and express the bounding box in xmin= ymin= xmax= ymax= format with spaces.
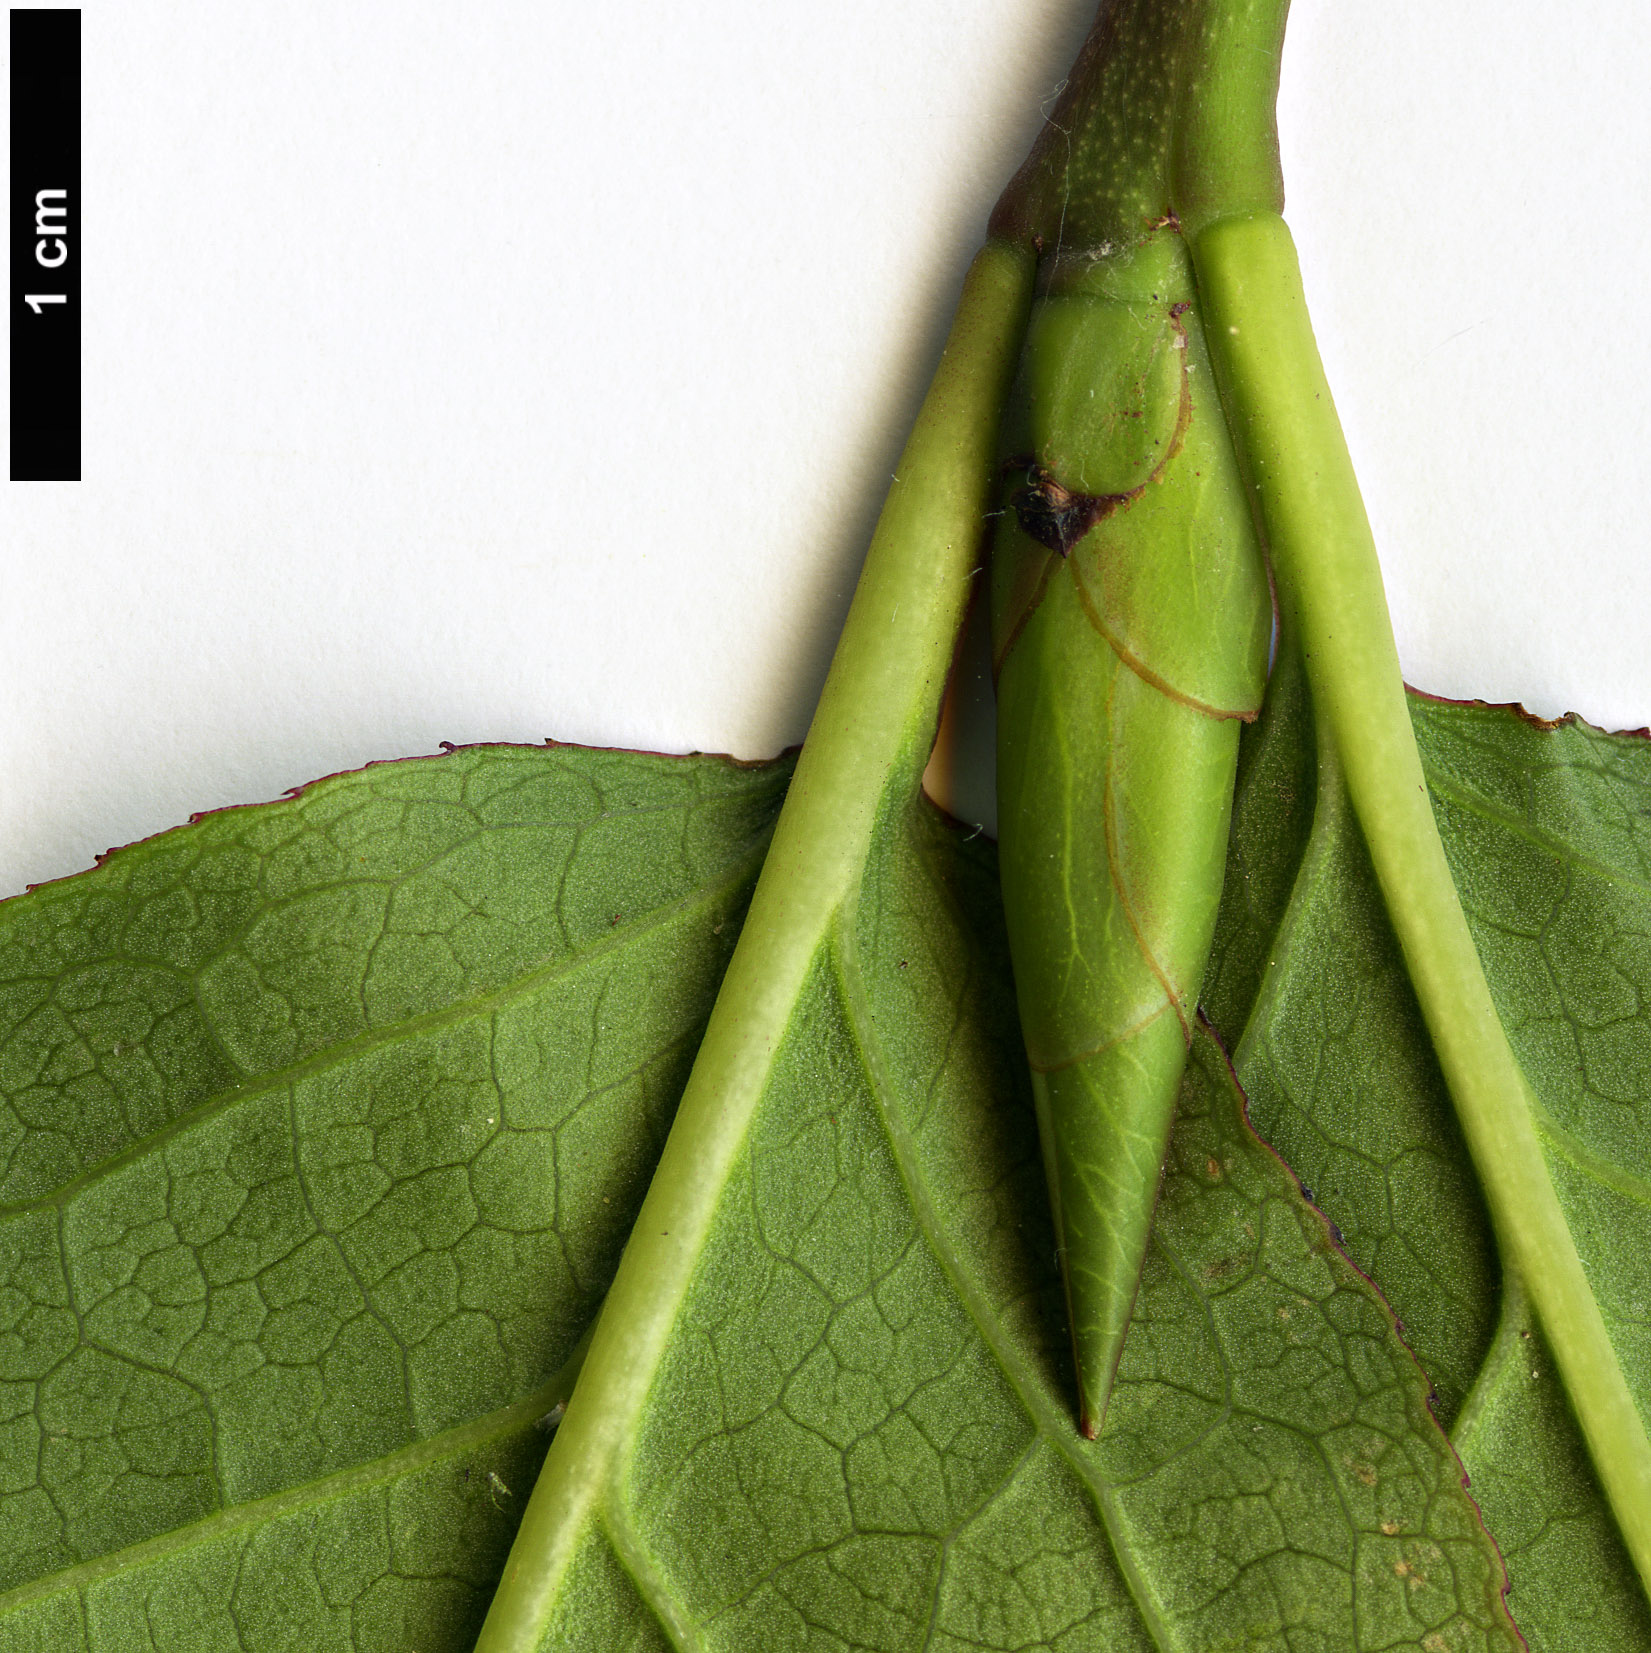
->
xmin=10 ymin=9 xmax=80 ymax=481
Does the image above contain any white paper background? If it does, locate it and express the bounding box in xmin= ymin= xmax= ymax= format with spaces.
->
xmin=3 ymin=0 xmax=1648 ymax=897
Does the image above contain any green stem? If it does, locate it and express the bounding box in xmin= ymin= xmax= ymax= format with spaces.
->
xmin=472 ymin=238 xmax=1034 ymax=1651
xmin=1192 ymin=208 xmax=1651 ymax=1599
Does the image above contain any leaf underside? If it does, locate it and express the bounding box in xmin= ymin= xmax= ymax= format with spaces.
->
xmin=0 ymin=742 xmax=790 ymax=1648
xmin=3 ymin=693 xmax=1649 ymax=1650
xmin=1208 ymin=657 xmax=1651 ymax=1651
xmin=524 ymin=782 xmax=1512 ymax=1650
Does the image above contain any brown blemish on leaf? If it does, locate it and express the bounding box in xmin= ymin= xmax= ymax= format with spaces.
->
xmin=1394 ymin=1553 xmax=1431 ymax=1590
xmin=1395 ymin=1541 xmax=1442 ymax=1590
xmin=1346 ymin=1455 xmax=1378 ymax=1487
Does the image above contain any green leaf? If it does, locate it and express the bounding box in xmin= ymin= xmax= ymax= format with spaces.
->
xmin=1209 ymin=672 xmax=1651 ymax=1650
xmin=482 ymin=778 xmax=1515 ymax=1651
xmin=472 ymin=223 xmax=1515 ymax=1647
xmin=2 ymin=711 xmax=1627 ymax=1652
xmin=0 ymin=740 xmax=790 ymax=1647
xmin=9 ymin=2 xmax=1649 ymax=1644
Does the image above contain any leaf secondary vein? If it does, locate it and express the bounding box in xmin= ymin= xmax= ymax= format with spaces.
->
xmin=1532 ymin=1105 xmax=1651 ymax=1213
xmin=0 ymin=832 xmax=773 ymax=1222
xmin=1451 ymin=1273 xmax=1531 ymax=1456
xmin=828 ymin=876 xmax=1176 ymax=1653
xmin=1420 ymin=763 xmax=1651 ymax=903
xmin=602 ymin=1506 xmax=704 ymax=1653
xmin=0 ymin=1337 xmax=588 ymax=1621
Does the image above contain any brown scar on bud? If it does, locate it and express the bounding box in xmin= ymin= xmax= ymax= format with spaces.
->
xmin=1002 ymin=301 xmax=1196 ymax=558
xmin=1004 ymin=459 xmax=1133 ymax=556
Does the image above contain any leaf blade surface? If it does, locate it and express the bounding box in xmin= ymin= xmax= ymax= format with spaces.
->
xmin=1208 ymin=680 xmax=1651 ymax=1649
xmin=503 ymin=780 xmax=1518 ymax=1651
xmin=0 ymin=741 xmax=790 ymax=1646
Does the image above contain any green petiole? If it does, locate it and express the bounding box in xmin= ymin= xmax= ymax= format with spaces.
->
xmin=1194 ymin=204 xmax=1651 ymax=1597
